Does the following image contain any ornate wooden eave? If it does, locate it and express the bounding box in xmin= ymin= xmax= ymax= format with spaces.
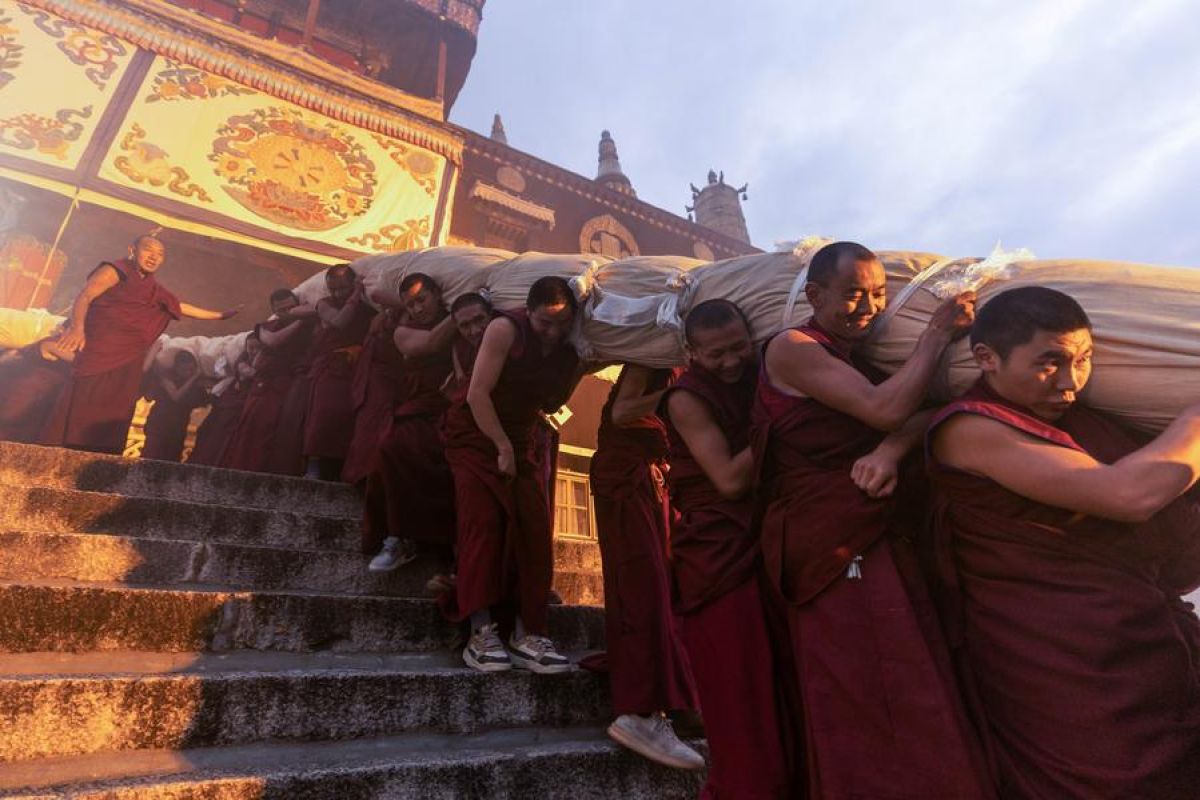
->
xmin=22 ymin=0 xmax=465 ymax=165
xmin=458 ymin=128 xmax=760 ymax=258
xmin=469 ymin=181 xmax=556 ymax=230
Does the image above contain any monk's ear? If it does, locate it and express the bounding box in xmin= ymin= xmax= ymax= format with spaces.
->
xmin=973 ymin=342 xmax=1000 ymax=373
xmin=803 ymin=282 xmax=822 ymax=310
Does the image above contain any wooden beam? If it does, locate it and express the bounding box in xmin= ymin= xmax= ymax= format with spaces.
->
xmin=434 ymin=34 xmax=447 ymax=100
xmin=301 ymin=0 xmax=321 ymax=49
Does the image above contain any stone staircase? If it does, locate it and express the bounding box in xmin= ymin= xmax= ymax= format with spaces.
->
xmin=0 ymin=441 xmax=703 ymax=798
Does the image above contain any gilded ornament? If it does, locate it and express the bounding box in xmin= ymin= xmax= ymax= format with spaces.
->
xmin=496 ymin=165 xmax=526 ymax=194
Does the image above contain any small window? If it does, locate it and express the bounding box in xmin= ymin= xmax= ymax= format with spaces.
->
xmin=554 ymin=469 xmax=596 ymax=540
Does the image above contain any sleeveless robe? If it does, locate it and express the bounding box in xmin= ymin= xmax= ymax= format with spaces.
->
xmin=752 ymin=320 xmax=992 ymax=800
xmin=141 ymin=378 xmax=208 ymax=462
xmin=663 ymin=363 xmax=794 ymax=800
xmin=302 ymin=300 xmax=376 ymax=463
xmin=441 ymin=310 xmax=578 ymax=636
xmin=341 ymin=310 xmax=403 ymax=486
xmin=42 ymin=259 xmax=181 ymax=454
xmin=188 ymin=377 xmax=248 ymax=466
xmin=928 ymin=380 xmax=1200 ymax=799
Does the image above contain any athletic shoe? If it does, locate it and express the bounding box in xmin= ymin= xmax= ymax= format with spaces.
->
xmin=463 ymin=623 xmax=512 ymax=672
xmin=607 ymin=713 xmax=706 ymax=771
xmin=508 ymin=633 xmax=572 ymax=674
xmin=367 ymin=537 xmax=418 ymax=572
xmin=425 ymin=572 xmax=456 ymax=594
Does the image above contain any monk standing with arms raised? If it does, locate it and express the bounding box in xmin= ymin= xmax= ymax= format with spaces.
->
xmin=43 ymin=234 xmax=232 ymax=454
xmin=443 ymin=277 xmax=580 ymax=675
xmin=928 ymin=286 xmax=1200 ymax=799
xmin=661 ymin=299 xmax=794 ymax=800
xmin=755 ymin=241 xmax=990 ymax=798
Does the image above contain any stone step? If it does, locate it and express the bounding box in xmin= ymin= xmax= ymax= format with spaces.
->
xmin=0 ymin=581 xmax=605 ymax=655
xmin=0 ymin=651 xmax=615 ymax=763
xmin=0 ymin=441 xmax=359 ymax=518
xmin=0 ymin=728 xmax=705 ymax=799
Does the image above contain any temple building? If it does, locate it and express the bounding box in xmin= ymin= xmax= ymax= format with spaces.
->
xmin=0 ymin=0 xmax=758 ymax=538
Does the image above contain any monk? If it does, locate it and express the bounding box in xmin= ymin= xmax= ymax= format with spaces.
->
xmin=590 ymin=365 xmax=702 ymax=771
xmin=927 ymin=286 xmax=1200 ymax=799
xmin=341 ymin=300 xmax=404 ymax=488
xmin=42 ymin=235 xmax=233 ymax=454
xmin=188 ymin=334 xmax=260 ymax=466
xmin=302 ymin=264 xmax=376 ymax=480
xmin=755 ymin=241 xmax=990 ymax=799
xmin=361 ymin=273 xmax=459 ymax=570
xmin=141 ymin=350 xmax=209 ymax=462
xmin=443 ymin=277 xmax=581 ymax=675
xmin=661 ymin=299 xmax=794 ymax=799
xmin=0 ymin=334 xmax=73 ymax=443
xmin=219 ymin=290 xmax=316 ymax=473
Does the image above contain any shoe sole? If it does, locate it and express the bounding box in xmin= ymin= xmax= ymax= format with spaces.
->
xmin=509 ymin=651 xmax=573 ymax=675
xmin=606 ymin=722 xmax=707 ymax=771
xmin=367 ymin=551 xmax=419 ymax=573
xmin=463 ymin=647 xmax=512 ymax=673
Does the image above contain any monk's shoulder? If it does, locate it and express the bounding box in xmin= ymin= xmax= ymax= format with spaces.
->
xmin=932 ymin=411 xmax=1026 ymax=469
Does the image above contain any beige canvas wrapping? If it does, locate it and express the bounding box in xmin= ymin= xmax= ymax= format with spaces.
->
xmin=484 ymin=251 xmax=613 ymax=312
xmin=154 ymin=332 xmax=250 ymax=378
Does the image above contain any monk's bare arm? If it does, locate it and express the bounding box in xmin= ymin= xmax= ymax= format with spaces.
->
xmin=934 ymin=410 xmax=1200 ymax=522
xmin=159 ymin=369 xmax=200 ymax=403
xmin=466 ymin=317 xmax=519 ymax=476
xmin=851 ymin=409 xmax=934 ymax=498
xmin=393 ymin=315 xmax=456 ymax=358
xmin=316 ymin=284 xmax=366 ymax=329
xmin=258 ymin=319 xmax=304 ymax=348
xmin=59 ymin=264 xmax=120 ymax=353
xmin=179 ymin=303 xmax=236 ymax=321
xmin=611 ymin=365 xmax=669 ymax=426
xmin=666 ymin=391 xmax=753 ymax=499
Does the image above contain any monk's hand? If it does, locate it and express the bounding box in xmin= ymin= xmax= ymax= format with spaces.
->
xmin=850 ymin=450 xmax=899 ymax=499
xmin=497 ymin=443 xmax=517 ymax=480
xmin=57 ymin=325 xmax=86 ymax=354
xmin=928 ymin=291 xmax=976 ymax=341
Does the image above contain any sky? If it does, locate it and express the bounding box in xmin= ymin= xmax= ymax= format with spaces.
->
xmin=452 ymin=1 xmax=1200 ymax=266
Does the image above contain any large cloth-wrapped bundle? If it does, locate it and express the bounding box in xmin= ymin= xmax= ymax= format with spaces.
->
xmin=861 ymin=251 xmax=1200 ymax=432
xmin=375 ymin=246 xmax=514 ymax=303
xmin=579 ymin=255 xmax=705 ymax=366
xmin=484 ymin=251 xmax=612 ymax=312
xmin=0 ymin=307 xmax=64 ymax=350
xmin=153 ymin=332 xmax=250 ymax=378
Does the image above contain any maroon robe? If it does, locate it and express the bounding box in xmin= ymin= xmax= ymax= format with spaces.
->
xmin=42 ymin=259 xmax=181 ymax=454
xmin=302 ymin=300 xmax=376 ymax=463
xmin=587 ymin=370 xmax=696 ymax=716
xmin=0 ymin=342 xmax=71 ymax=443
xmin=187 ymin=378 xmax=248 ymax=466
xmin=141 ymin=378 xmax=208 ymax=462
xmin=361 ymin=314 xmax=456 ymax=555
xmin=220 ymin=318 xmax=314 ymax=474
xmin=752 ymin=320 xmax=991 ymax=800
xmin=927 ymin=380 xmax=1200 ymax=799
xmin=663 ymin=362 xmax=793 ymax=800
xmin=441 ymin=310 xmax=578 ymax=636
xmin=341 ymin=310 xmax=403 ymax=486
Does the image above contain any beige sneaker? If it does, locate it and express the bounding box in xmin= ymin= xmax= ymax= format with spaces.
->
xmin=607 ymin=713 xmax=706 ymax=771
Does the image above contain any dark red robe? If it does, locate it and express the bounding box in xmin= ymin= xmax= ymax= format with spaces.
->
xmin=0 ymin=342 xmax=71 ymax=443
xmin=302 ymin=300 xmax=376 ymax=463
xmin=441 ymin=310 xmax=578 ymax=636
xmin=587 ymin=369 xmax=696 ymax=716
xmin=752 ymin=320 xmax=991 ymax=800
xmin=219 ymin=318 xmax=314 ymax=474
xmin=187 ymin=378 xmax=248 ymax=466
xmin=341 ymin=310 xmax=403 ymax=486
xmin=927 ymin=380 xmax=1200 ymax=799
xmin=361 ymin=314 xmax=456 ymax=555
xmin=141 ymin=378 xmax=208 ymax=462
xmin=41 ymin=259 xmax=181 ymax=454
xmin=663 ymin=362 xmax=793 ymax=800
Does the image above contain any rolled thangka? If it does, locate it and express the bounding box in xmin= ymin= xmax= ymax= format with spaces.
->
xmin=153 ymin=331 xmax=251 ymax=378
xmin=860 ymin=246 xmax=1200 ymax=432
xmin=483 ymin=251 xmax=612 ymax=312
xmin=373 ymin=245 xmax=513 ymax=304
xmin=577 ymin=255 xmax=705 ymax=367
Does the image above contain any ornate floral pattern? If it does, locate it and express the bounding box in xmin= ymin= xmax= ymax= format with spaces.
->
xmin=17 ymin=4 xmax=128 ymax=90
xmin=0 ymin=14 xmax=22 ymax=89
xmin=373 ymin=134 xmax=439 ymax=197
xmin=146 ymin=61 xmax=257 ymax=103
xmin=0 ymin=105 xmax=91 ymax=161
xmin=347 ymin=217 xmax=431 ymax=252
xmin=114 ymin=123 xmax=212 ymax=202
xmin=210 ymin=106 xmax=377 ymax=231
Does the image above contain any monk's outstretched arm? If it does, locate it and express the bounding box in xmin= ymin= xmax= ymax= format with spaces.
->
xmin=59 ymin=264 xmax=120 ymax=353
xmin=258 ymin=319 xmax=305 ymax=348
xmin=767 ymin=293 xmax=974 ymax=432
xmin=851 ymin=409 xmax=934 ymax=498
xmin=394 ymin=315 xmax=456 ymax=358
xmin=666 ymin=390 xmax=753 ymax=499
xmin=466 ymin=317 xmax=519 ymax=478
xmin=934 ymin=408 xmax=1200 ymax=523
xmin=179 ymin=303 xmax=237 ymax=321
xmin=159 ymin=369 xmax=201 ymax=403
xmin=611 ymin=365 xmax=670 ymax=426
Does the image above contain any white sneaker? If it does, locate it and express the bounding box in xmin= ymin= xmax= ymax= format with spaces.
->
xmin=463 ymin=623 xmax=512 ymax=672
xmin=607 ymin=713 xmax=706 ymax=771
xmin=368 ymin=537 xmax=418 ymax=572
xmin=508 ymin=633 xmax=572 ymax=674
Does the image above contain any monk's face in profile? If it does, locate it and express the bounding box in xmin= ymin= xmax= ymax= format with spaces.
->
xmin=129 ymin=237 xmax=165 ymax=274
xmin=403 ymin=282 xmax=442 ymax=327
xmin=807 ymin=256 xmax=887 ymax=342
xmin=270 ymin=294 xmax=299 ymax=318
xmin=975 ymin=327 xmax=1094 ymax=421
xmin=688 ymin=320 xmax=754 ymax=384
xmin=453 ymin=302 xmax=492 ymax=348
xmin=529 ymin=302 xmax=574 ymax=346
